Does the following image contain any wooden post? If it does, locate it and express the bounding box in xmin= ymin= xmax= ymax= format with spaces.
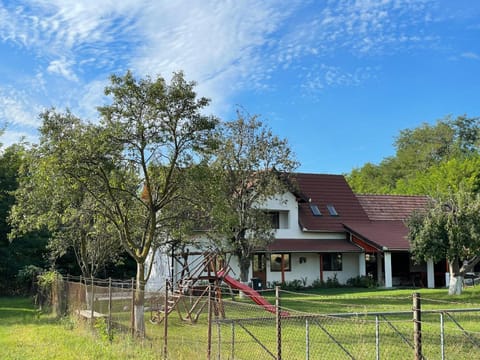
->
xmin=280 ymin=254 xmax=285 ymax=283
xmin=108 ymin=277 xmax=112 ymax=341
xmin=276 ymin=286 xmax=282 ymax=360
xmin=131 ymin=278 xmax=135 ymax=337
xmin=79 ymin=274 xmax=82 ymax=305
xmin=413 ymin=292 xmax=422 ymax=360
xmin=207 ymin=284 xmax=212 ymax=360
xmin=305 ymin=318 xmax=309 ymax=360
xmin=90 ymin=276 xmax=95 ymax=328
xmin=319 ymin=254 xmax=324 ymax=282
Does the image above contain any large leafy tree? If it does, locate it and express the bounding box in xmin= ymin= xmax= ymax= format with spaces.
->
xmin=16 ymin=71 xmax=217 ymax=336
xmin=347 ymin=115 xmax=479 ymax=195
xmin=0 ymin=144 xmax=50 ymax=294
xmin=407 ymin=189 xmax=480 ymax=295
xmin=9 ymin=146 xmax=124 ymax=279
xmin=208 ymin=110 xmax=298 ymax=282
xmin=395 ymin=155 xmax=480 ymax=195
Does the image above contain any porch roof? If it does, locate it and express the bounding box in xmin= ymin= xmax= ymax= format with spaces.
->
xmin=265 ymin=238 xmax=363 ymax=253
xmin=343 ymin=220 xmax=410 ymax=251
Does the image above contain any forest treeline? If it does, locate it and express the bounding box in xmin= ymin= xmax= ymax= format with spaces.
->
xmin=346 ymin=115 xmax=480 ymax=196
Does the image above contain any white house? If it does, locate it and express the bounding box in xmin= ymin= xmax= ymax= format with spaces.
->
xmin=147 ymin=173 xmax=436 ymax=291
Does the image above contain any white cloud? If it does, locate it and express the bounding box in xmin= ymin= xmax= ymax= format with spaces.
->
xmin=47 ymin=57 xmax=78 ymax=81
xmin=76 ymin=79 xmax=110 ymax=122
xmin=0 ymin=129 xmax=38 ymax=148
xmin=128 ymin=1 xmax=297 ymax=114
xmin=0 ymin=0 xmax=463 ymax=122
xmin=0 ymin=88 xmax=40 ymax=128
xmin=461 ymin=52 xmax=480 ymax=60
xmin=301 ymin=64 xmax=376 ymax=95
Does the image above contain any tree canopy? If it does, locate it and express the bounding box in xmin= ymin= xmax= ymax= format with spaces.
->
xmin=206 ymin=110 xmax=298 ymax=282
xmin=347 ymin=115 xmax=480 ymax=196
xmin=0 ymin=144 xmax=50 ymax=294
xmin=9 ymin=71 xmax=218 ymax=336
xmin=407 ymin=189 xmax=480 ymax=295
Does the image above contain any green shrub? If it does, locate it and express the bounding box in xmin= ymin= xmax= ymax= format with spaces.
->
xmin=325 ymin=274 xmax=341 ymax=288
xmin=36 ymin=270 xmax=63 ymax=314
xmin=94 ymin=317 xmax=114 ymax=343
xmin=283 ymin=279 xmax=304 ymax=291
xmin=17 ymin=265 xmax=44 ymax=295
xmin=311 ymin=278 xmax=325 ymax=289
xmin=346 ymin=275 xmax=376 ymax=288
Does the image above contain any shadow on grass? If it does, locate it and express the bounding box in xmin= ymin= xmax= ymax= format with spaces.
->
xmin=0 ymin=296 xmax=64 ymax=326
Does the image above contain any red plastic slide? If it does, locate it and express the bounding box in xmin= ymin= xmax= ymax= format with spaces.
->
xmin=218 ymin=270 xmax=288 ymax=315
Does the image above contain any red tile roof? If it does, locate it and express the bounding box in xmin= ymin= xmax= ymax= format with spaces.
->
xmin=267 ymin=238 xmax=362 ymax=253
xmin=343 ymin=221 xmax=411 ymax=251
xmin=293 ymin=173 xmax=370 ymax=232
xmin=271 ymin=174 xmax=429 ymax=253
xmin=345 ymin=195 xmax=430 ymax=251
xmin=356 ymin=195 xmax=430 ymax=221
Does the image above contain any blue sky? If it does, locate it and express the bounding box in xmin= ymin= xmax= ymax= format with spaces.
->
xmin=0 ymin=1 xmax=479 ymax=174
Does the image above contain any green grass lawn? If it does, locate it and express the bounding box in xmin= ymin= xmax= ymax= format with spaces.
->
xmin=0 ymin=297 xmax=160 ymax=360
xmin=2 ymin=286 xmax=480 ymax=359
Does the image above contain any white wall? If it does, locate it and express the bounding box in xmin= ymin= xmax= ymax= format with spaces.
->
xmin=227 ymin=252 xmax=361 ymax=287
xmin=145 ymin=247 xmax=170 ymax=291
xmin=147 ymin=190 xmax=359 ymax=288
xmin=265 ymin=192 xmax=347 ymax=240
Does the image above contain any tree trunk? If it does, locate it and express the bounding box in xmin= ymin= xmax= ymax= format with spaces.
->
xmin=237 ymin=255 xmax=251 ymax=299
xmin=448 ymin=259 xmax=464 ymax=295
xmin=134 ymin=261 xmax=146 ymax=337
xmin=239 ymin=255 xmax=251 ymax=283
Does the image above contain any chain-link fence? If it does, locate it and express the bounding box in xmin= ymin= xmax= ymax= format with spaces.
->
xmin=213 ymin=291 xmax=480 ymax=360
xmin=55 ymin=276 xmax=480 ymax=359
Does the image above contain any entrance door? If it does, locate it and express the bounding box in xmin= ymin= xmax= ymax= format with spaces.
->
xmin=252 ymin=253 xmax=267 ymax=287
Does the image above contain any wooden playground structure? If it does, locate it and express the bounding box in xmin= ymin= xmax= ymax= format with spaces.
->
xmin=149 ymin=251 xmax=229 ymax=325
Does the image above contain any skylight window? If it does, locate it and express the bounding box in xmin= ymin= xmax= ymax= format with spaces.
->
xmin=309 ymin=204 xmax=322 ymax=216
xmin=327 ymin=204 xmax=338 ymax=216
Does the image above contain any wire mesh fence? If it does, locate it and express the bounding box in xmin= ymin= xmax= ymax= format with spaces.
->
xmin=55 ymin=276 xmax=480 ymax=359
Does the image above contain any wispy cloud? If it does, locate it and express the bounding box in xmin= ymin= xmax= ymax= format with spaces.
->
xmin=47 ymin=57 xmax=78 ymax=81
xmin=0 ymin=87 xmax=40 ymax=128
xmin=461 ymin=52 xmax=480 ymax=60
xmin=0 ymin=0 xmax=466 ymax=125
xmin=0 ymin=129 xmax=38 ymax=149
xmin=301 ymin=64 xmax=377 ymax=94
xmin=275 ymin=0 xmax=437 ymax=64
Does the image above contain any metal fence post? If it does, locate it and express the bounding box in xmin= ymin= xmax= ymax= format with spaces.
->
xmin=413 ymin=292 xmax=422 ymax=360
xmin=375 ymin=315 xmax=380 ymax=360
xmin=276 ymin=286 xmax=282 ymax=360
xmin=440 ymin=313 xmax=445 ymax=360
xmin=207 ymin=284 xmax=212 ymax=360
xmin=163 ymin=279 xmax=169 ymax=359
xmin=231 ymin=321 xmax=235 ymax=360
xmin=217 ymin=320 xmax=221 ymax=360
xmin=306 ymin=318 xmax=310 ymax=360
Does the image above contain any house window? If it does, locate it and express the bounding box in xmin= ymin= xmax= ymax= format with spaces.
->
xmin=270 ymin=253 xmax=291 ymax=272
xmin=309 ymin=204 xmax=322 ymax=216
xmin=253 ymin=254 xmax=266 ymax=272
xmin=322 ymin=253 xmax=342 ymax=271
xmin=267 ymin=211 xmax=280 ymax=229
xmin=327 ymin=204 xmax=338 ymax=216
